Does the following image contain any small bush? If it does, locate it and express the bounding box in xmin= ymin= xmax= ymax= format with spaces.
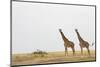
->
xmin=32 ymin=49 xmax=48 ymax=57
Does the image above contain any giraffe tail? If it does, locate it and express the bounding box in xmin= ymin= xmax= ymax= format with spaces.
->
xmin=90 ymin=42 xmax=95 ymax=46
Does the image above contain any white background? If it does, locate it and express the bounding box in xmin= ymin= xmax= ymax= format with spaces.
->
xmin=0 ymin=0 xmax=100 ymax=67
xmin=12 ymin=1 xmax=95 ymax=53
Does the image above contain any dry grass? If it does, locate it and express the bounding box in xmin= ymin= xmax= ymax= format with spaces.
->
xmin=12 ymin=50 xmax=96 ymax=66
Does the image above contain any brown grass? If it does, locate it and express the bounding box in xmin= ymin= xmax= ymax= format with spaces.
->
xmin=12 ymin=50 xmax=95 ymax=66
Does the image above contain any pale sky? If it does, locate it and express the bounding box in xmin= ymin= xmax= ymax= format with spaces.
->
xmin=12 ymin=1 xmax=95 ymax=54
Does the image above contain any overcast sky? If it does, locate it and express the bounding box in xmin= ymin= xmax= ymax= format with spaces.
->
xmin=12 ymin=1 xmax=95 ymax=54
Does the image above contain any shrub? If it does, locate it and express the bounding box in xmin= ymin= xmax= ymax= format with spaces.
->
xmin=32 ymin=49 xmax=48 ymax=57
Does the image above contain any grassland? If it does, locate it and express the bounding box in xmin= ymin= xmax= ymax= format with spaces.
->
xmin=12 ymin=50 xmax=95 ymax=66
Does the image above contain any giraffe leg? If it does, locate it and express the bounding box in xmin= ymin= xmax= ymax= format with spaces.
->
xmin=65 ymin=47 xmax=68 ymax=56
xmin=81 ymin=47 xmax=83 ymax=55
xmin=72 ymin=47 xmax=75 ymax=56
xmin=65 ymin=48 xmax=66 ymax=56
xmin=87 ymin=47 xmax=90 ymax=56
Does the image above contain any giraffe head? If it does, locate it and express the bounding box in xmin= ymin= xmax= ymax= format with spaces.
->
xmin=59 ymin=29 xmax=62 ymax=32
xmin=75 ymin=29 xmax=78 ymax=32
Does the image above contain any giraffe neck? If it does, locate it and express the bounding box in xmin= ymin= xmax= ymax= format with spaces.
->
xmin=76 ymin=31 xmax=84 ymax=42
xmin=59 ymin=31 xmax=69 ymax=42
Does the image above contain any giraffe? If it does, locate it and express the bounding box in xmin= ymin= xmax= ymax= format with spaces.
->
xmin=59 ymin=29 xmax=75 ymax=56
xmin=75 ymin=29 xmax=90 ymax=56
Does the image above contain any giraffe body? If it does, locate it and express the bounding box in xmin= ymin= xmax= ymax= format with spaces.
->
xmin=59 ymin=29 xmax=75 ymax=56
xmin=75 ymin=29 xmax=90 ymax=56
